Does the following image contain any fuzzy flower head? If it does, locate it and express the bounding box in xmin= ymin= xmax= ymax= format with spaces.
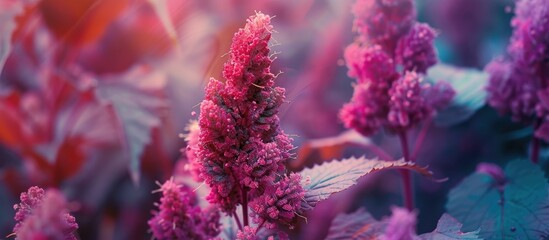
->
xmin=509 ymin=0 xmax=549 ymax=66
xmin=182 ymin=120 xmax=202 ymax=181
xmin=198 ymin=12 xmax=293 ymax=213
xmin=344 ymin=43 xmax=397 ymax=85
xmin=13 ymin=187 xmax=78 ymax=240
xmin=486 ymin=59 xmax=539 ymax=123
xmin=395 ymin=23 xmax=438 ymax=74
xmin=250 ymin=173 xmax=305 ymax=230
xmin=341 ymin=0 xmax=451 ymax=136
xmin=236 ymin=226 xmax=259 ymax=240
xmin=352 ymin=0 xmax=416 ymax=52
xmin=148 ymin=179 xmax=221 ymax=240
xmin=339 ymin=82 xmax=390 ymax=136
xmin=387 ymin=71 xmax=432 ymax=131
xmin=487 ymin=0 xmax=549 ymax=129
xmin=382 ymin=207 xmax=418 ymax=240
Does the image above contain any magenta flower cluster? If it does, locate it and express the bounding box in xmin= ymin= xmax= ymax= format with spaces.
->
xmin=486 ymin=0 xmax=549 ymax=141
xmin=197 ymin=11 xmax=303 ymax=230
xmin=13 ymin=186 xmax=79 ymax=240
xmin=148 ymin=179 xmax=221 ymax=240
xmin=182 ymin=120 xmax=203 ymax=182
xmin=250 ymin=173 xmax=304 ymax=229
xmin=340 ymin=0 xmax=454 ymax=136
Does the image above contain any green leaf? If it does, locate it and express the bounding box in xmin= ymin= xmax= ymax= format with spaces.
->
xmin=446 ymin=160 xmax=549 ymax=239
xmin=299 ymin=157 xmax=433 ymax=211
xmin=426 ymin=64 xmax=488 ymax=127
xmin=419 ymin=214 xmax=481 ymax=240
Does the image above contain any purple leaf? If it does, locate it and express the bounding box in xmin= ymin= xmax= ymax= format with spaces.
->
xmin=426 ymin=64 xmax=488 ymax=127
xmin=0 ymin=0 xmax=35 ymax=72
xmin=95 ymin=67 xmax=168 ymax=183
xmin=299 ymin=157 xmax=433 ymax=211
xmin=419 ymin=214 xmax=481 ymax=240
xmin=325 ymin=208 xmax=385 ymax=240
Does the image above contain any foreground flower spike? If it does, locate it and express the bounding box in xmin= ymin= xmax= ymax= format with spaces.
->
xmin=382 ymin=207 xmax=418 ymax=240
xmin=198 ymin=12 xmax=293 ymax=214
xmin=13 ymin=186 xmax=79 ymax=240
xmin=148 ymin=179 xmax=221 ymax=240
xmin=250 ymin=173 xmax=304 ymax=229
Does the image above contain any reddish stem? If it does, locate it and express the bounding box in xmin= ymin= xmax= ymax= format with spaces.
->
xmin=233 ymin=211 xmax=243 ymax=231
xmin=242 ymin=187 xmax=249 ymax=226
xmin=411 ymin=117 xmax=432 ymax=162
xmin=399 ymin=131 xmax=414 ymax=211
xmin=531 ymin=135 xmax=540 ymax=164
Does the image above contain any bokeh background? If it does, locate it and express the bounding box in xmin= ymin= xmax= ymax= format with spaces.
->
xmin=1 ymin=0 xmax=544 ymax=239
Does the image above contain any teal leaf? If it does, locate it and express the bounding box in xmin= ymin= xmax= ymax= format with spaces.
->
xmin=446 ymin=160 xmax=549 ymax=239
xmin=426 ymin=64 xmax=488 ymax=127
xmin=299 ymin=157 xmax=433 ymax=211
xmin=419 ymin=214 xmax=481 ymax=240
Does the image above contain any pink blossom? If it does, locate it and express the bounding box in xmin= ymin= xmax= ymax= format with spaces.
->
xmin=236 ymin=226 xmax=258 ymax=240
xmin=182 ymin=120 xmax=203 ymax=181
xmin=486 ymin=59 xmax=538 ymax=123
xmin=395 ymin=23 xmax=438 ymax=74
xmin=486 ymin=0 xmax=549 ymax=130
xmin=250 ymin=173 xmax=305 ymax=229
xmin=352 ymin=0 xmax=416 ymax=52
xmin=387 ymin=71 xmax=432 ymax=131
xmin=382 ymin=207 xmax=418 ymax=240
xmin=148 ymin=179 xmax=221 ymax=240
xmin=339 ymin=82 xmax=389 ymax=136
xmin=344 ymin=43 xmax=397 ymax=84
xmin=13 ymin=187 xmax=79 ymax=240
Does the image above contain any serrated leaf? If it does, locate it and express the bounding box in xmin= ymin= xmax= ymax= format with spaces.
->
xmin=426 ymin=64 xmax=488 ymax=127
xmin=326 ymin=208 xmax=385 ymax=240
xmin=419 ymin=214 xmax=481 ymax=240
xmin=446 ymin=160 xmax=549 ymax=239
xmin=299 ymin=157 xmax=433 ymax=211
xmin=95 ymin=67 xmax=167 ymax=183
xmin=0 ymin=0 xmax=32 ymax=72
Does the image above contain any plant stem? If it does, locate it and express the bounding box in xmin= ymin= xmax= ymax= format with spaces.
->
xmin=531 ymin=135 xmax=540 ymax=164
xmin=411 ymin=117 xmax=432 ymax=162
xmin=233 ymin=211 xmax=243 ymax=231
xmin=242 ymin=187 xmax=249 ymax=226
xmin=399 ymin=131 xmax=414 ymax=211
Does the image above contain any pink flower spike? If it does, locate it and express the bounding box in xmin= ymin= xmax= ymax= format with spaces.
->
xmin=198 ymin=12 xmax=294 ymax=213
xmin=13 ymin=187 xmax=79 ymax=240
